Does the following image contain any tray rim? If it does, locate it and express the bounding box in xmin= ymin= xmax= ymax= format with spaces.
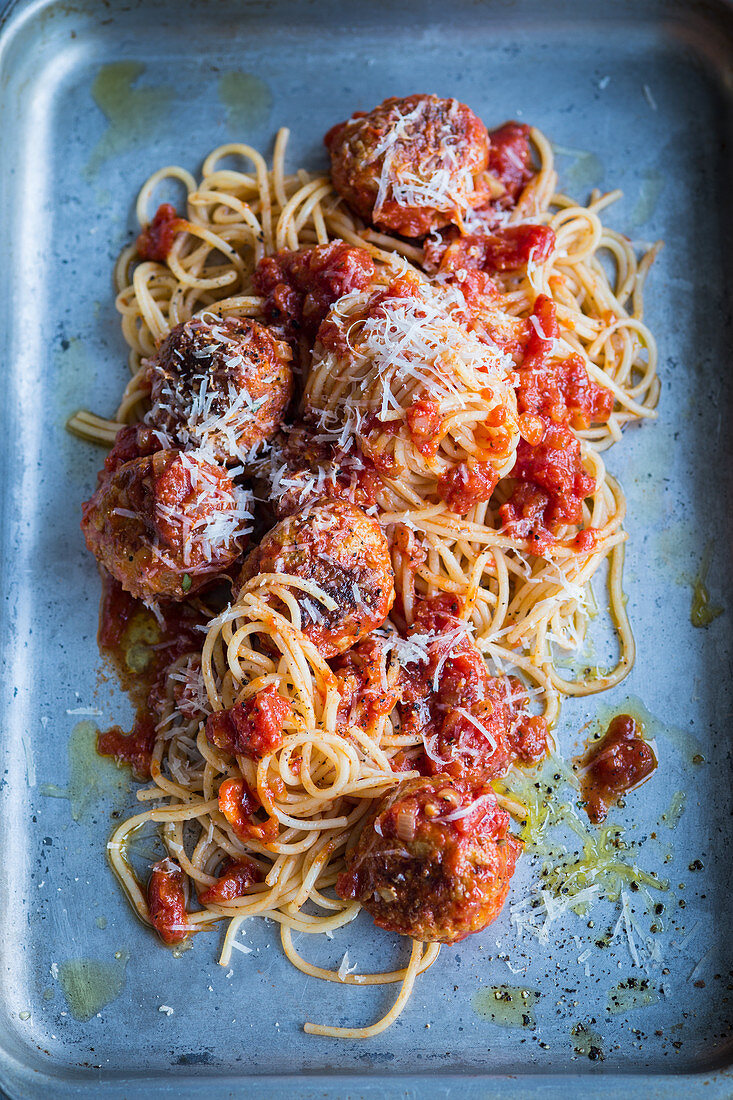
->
xmin=1 ymin=0 xmax=733 ymax=1094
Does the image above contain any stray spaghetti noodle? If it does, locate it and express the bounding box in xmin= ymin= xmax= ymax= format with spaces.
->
xmin=72 ymin=94 xmax=660 ymax=1038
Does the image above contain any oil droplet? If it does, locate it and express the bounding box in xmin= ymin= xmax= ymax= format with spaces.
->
xmin=660 ymin=790 xmax=686 ymax=829
xmin=85 ymin=62 xmax=174 ymax=178
xmin=58 ymin=952 xmax=129 ymax=1022
xmin=631 ymin=170 xmax=663 ymax=227
xmin=18 ymin=1011 xmax=30 ymax=1021
xmin=571 ymin=1021 xmax=604 ymax=1061
xmin=472 ymin=985 xmax=538 ymax=1028
xmin=39 ymin=721 xmax=128 ymax=823
xmin=218 ymin=71 xmax=273 ymax=135
xmin=42 ymin=987 xmax=55 ymax=1001
xmin=96 ymin=916 xmax=108 ymax=930
xmin=690 ymin=547 xmax=723 ymax=627
xmin=607 ymin=978 xmax=659 ymax=1015
xmin=563 ymin=152 xmax=604 ymax=192
xmin=126 ymin=640 xmax=153 ymax=674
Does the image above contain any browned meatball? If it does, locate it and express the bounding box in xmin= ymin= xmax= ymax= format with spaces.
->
xmin=81 ymin=449 xmax=251 ymax=602
xmin=336 ymin=776 xmax=521 ymax=944
xmin=145 ymin=316 xmax=293 ymax=464
xmin=236 ymin=500 xmax=394 ymax=656
xmin=325 ymin=94 xmax=490 ymax=237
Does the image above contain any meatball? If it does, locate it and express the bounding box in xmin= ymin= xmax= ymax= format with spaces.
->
xmin=81 ymin=449 xmax=251 ymax=602
xmin=236 ymin=500 xmax=394 ymax=656
xmin=325 ymin=94 xmax=490 ymax=237
xmin=399 ymin=595 xmax=547 ymax=783
xmin=336 ymin=776 xmax=521 ymax=943
xmin=253 ymin=241 xmax=376 ymax=342
xmin=145 ymin=316 xmax=293 ymax=464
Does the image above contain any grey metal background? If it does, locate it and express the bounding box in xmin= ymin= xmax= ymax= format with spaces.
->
xmin=1 ymin=0 xmax=732 ymax=1095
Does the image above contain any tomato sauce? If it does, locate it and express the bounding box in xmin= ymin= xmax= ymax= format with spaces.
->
xmin=101 ymin=425 xmax=163 ymax=478
xmin=205 ymin=685 xmax=291 ymax=758
xmin=147 ymin=858 xmax=190 ymax=944
xmin=253 ymin=241 xmax=375 ymax=341
xmin=330 ymin=638 xmax=400 ymax=734
xmin=405 ymin=398 xmax=445 ymax=457
xmin=136 ymin=203 xmax=185 ymax=262
xmin=431 ymin=224 xmax=556 ymax=277
xmin=438 ymin=459 xmax=499 ymax=514
xmin=96 ymin=574 xmax=204 ymax=779
xmin=576 ymin=714 xmax=658 ymax=824
xmin=198 ymin=857 xmax=262 ymax=904
xmin=218 ymin=777 xmax=278 ymax=844
xmin=488 ymin=122 xmax=533 ymax=206
xmin=500 ymin=296 xmax=613 ymax=549
xmin=398 ymin=595 xmax=548 ymax=783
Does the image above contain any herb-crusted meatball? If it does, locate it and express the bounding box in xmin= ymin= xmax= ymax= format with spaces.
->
xmin=336 ymin=776 xmax=521 ymax=943
xmin=145 ymin=316 xmax=293 ymax=464
xmin=236 ymin=500 xmax=395 ymax=656
xmin=81 ymin=449 xmax=251 ymax=602
xmin=325 ymin=94 xmax=491 ymax=237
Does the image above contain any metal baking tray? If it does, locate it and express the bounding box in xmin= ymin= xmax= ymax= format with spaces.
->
xmin=1 ymin=0 xmax=732 ymax=1094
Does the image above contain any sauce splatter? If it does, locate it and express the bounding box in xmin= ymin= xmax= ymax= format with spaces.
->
xmin=571 ymin=1021 xmax=604 ymax=1061
xmin=575 ymin=714 xmax=657 ymax=824
xmin=96 ymin=575 xmax=204 ymax=779
xmin=607 ymin=977 xmax=659 ymax=1015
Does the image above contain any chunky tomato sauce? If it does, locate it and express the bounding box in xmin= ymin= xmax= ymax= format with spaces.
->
xmin=405 ymin=398 xmax=445 ymax=457
xmin=198 ymin=857 xmax=262 ymax=905
xmin=488 ymin=122 xmax=533 ymax=206
xmin=147 ymin=858 xmax=190 ymax=944
xmin=500 ymin=296 xmax=614 ymax=549
xmin=398 ymin=595 xmax=547 ymax=784
xmin=205 ymin=685 xmax=291 ymax=758
xmin=136 ymin=203 xmax=185 ymax=262
xmin=330 ymin=638 xmax=399 ymax=735
xmin=431 ymin=224 xmax=556 ymax=277
xmin=576 ymin=714 xmax=658 ymax=824
xmin=253 ymin=241 xmax=375 ymax=341
xmin=438 ymin=459 xmax=499 ymax=514
xmin=218 ymin=777 xmax=278 ymax=844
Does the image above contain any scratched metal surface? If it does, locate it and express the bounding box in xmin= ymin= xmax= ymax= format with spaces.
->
xmin=0 ymin=0 xmax=732 ymax=1095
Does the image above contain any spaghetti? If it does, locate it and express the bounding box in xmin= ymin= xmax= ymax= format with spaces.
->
xmin=71 ymin=97 xmax=660 ymax=1038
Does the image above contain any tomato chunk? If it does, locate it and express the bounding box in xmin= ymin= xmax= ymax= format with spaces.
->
xmin=438 ymin=459 xmax=499 ymax=514
xmin=198 ymin=857 xmax=263 ymax=904
xmin=253 ymin=241 xmax=375 ymax=340
xmin=136 ymin=203 xmax=183 ymax=262
xmin=147 ymin=858 xmax=190 ymax=945
xmin=218 ymin=778 xmax=279 ymax=844
xmin=488 ymin=122 xmax=533 ymax=205
xmin=205 ymin=685 xmax=291 ymax=758
xmin=577 ymin=714 xmax=658 ymax=824
xmin=405 ymin=398 xmax=445 ymax=457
